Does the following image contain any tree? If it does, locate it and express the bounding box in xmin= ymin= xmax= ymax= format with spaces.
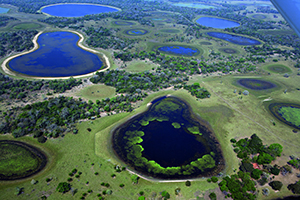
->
xmin=209 ymin=192 xmax=217 ymax=200
xmin=161 ymin=191 xmax=170 ymax=199
xmin=269 ymin=181 xmax=283 ymax=191
xmin=251 ymin=169 xmax=262 ymax=180
xmin=211 ymin=176 xmax=218 ymax=183
xmin=56 ymin=182 xmax=71 ymax=193
xmin=185 ymin=180 xmax=191 ymax=186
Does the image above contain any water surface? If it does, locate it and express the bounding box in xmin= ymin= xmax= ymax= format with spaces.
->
xmin=157 ymin=45 xmax=200 ymax=56
xmin=196 ymin=17 xmax=240 ymax=29
xmin=0 ymin=7 xmax=9 ymax=13
xmin=9 ymin=31 xmax=103 ymax=77
xmin=42 ymin=4 xmax=118 ymax=17
xmin=207 ymin=32 xmax=261 ymax=45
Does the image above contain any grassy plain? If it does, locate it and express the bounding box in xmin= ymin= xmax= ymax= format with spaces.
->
xmin=125 ymin=60 xmax=158 ymax=72
xmin=76 ymin=84 xmax=116 ymax=102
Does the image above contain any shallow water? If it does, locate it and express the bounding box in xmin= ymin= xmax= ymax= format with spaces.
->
xmin=157 ymin=45 xmax=199 ymax=56
xmin=207 ymin=32 xmax=261 ymax=45
xmin=9 ymin=31 xmax=103 ymax=77
xmin=196 ymin=17 xmax=240 ymax=29
xmin=0 ymin=7 xmax=9 ymax=13
xmin=42 ymin=4 xmax=118 ymax=17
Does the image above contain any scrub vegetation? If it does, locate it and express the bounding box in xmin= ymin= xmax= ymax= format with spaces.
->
xmin=0 ymin=0 xmax=300 ymax=199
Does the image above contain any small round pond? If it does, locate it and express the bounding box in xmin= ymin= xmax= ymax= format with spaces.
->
xmin=207 ymin=32 xmax=261 ymax=45
xmin=200 ymin=41 xmax=212 ymax=45
xmin=219 ymin=48 xmax=238 ymax=54
xmin=41 ymin=3 xmax=119 ymax=17
xmin=251 ymin=14 xmax=267 ymax=19
xmin=237 ymin=79 xmax=276 ymax=90
xmin=173 ymin=3 xmax=215 ymax=9
xmin=8 ymin=31 xmax=104 ymax=77
xmin=112 ymin=96 xmax=224 ymax=179
xmin=269 ymin=103 xmax=300 ymax=130
xmin=196 ymin=17 xmax=240 ymax=29
xmin=114 ymin=21 xmax=135 ymax=26
xmin=157 ymin=45 xmax=200 ymax=56
xmin=0 ymin=140 xmax=47 ymax=180
xmin=266 ymin=64 xmax=291 ymax=74
xmin=125 ymin=29 xmax=148 ymax=36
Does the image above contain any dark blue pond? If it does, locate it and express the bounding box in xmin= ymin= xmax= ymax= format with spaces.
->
xmin=237 ymin=79 xmax=276 ymax=90
xmin=207 ymin=32 xmax=261 ymax=45
xmin=196 ymin=17 xmax=240 ymax=29
xmin=42 ymin=4 xmax=119 ymax=17
xmin=113 ymin=96 xmax=224 ymax=179
xmin=158 ymin=46 xmax=200 ymax=56
xmin=9 ymin=31 xmax=103 ymax=77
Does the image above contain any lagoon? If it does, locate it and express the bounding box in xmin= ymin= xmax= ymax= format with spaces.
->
xmin=0 ymin=7 xmax=9 ymax=13
xmin=174 ymin=3 xmax=215 ymax=9
xmin=207 ymin=32 xmax=261 ymax=45
xmin=113 ymin=96 xmax=223 ymax=179
xmin=41 ymin=4 xmax=119 ymax=17
xmin=196 ymin=17 xmax=240 ymax=29
xmin=157 ymin=45 xmax=200 ymax=56
xmin=9 ymin=31 xmax=103 ymax=77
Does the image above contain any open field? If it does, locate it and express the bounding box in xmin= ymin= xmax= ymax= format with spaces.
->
xmin=76 ymin=84 xmax=116 ymax=102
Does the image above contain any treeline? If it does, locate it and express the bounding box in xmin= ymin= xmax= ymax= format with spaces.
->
xmin=90 ymin=69 xmax=186 ymax=94
xmin=0 ymin=94 xmax=136 ymax=141
xmin=0 ymin=16 xmax=17 ymax=27
xmin=0 ymin=74 xmax=82 ymax=100
xmin=183 ymin=83 xmax=210 ymax=99
xmin=0 ymin=30 xmax=37 ymax=57
xmin=84 ymin=27 xmax=136 ymax=50
xmin=114 ymin=50 xmax=258 ymax=75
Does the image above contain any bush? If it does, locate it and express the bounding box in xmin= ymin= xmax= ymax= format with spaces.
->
xmin=37 ymin=136 xmax=47 ymax=143
xmin=138 ymin=196 xmax=145 ymax=200
xmin=175 ymin=188 xmax=181 ymax=195
xmin=207 ymin=178 xmax=211 ymax=183
xmin=161 ymin=191 xmax=170 ymax=199
xmin=139 ymin=191 xmax=144 ymax=195
xmin=56 ymin=182 xmax=71 ymax=193
xmin=230 ymin=138 xmax=237 ymax=143
xmin=185 ymin=180 xmax=191 ymax=186
xmin=269 ymin=181 xmax=283 ymax=191
xmin=119 ymin=183 xmax=124 ymax=187
xmin=251 ymin=169 xmax=263 ymax=180
xmin=288 ymin=181 xmax=300 ymax=194
xmin=209 ymin=192 xmax=217 ymax=200
xmin=211 ymin=176 xmax=218 ymax=183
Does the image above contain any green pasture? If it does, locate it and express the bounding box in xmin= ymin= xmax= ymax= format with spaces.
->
xmin=125 ymin=60 xmax=157 ymax=72
xmin=12 ymin=22 xmax=43 ymax=30
xmin=263 ymin=63 xmax=292 ymax=74
xmin=76 ymin=84 xmax=116 ymax=102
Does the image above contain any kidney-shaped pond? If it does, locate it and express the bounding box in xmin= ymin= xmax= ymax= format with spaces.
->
xmin=112 ymin=96 xmax=224 ymax=179
xmin=207 ymin=32 xmax=261 ymax=45
xmin=157 ymin=45 xmax=200 ymax=56
xmin=8 ymin=31 xmax=104 ymax=77
xmin=41 ymin=3 xmax=119 ymax=17
xmin=196 ymin=17 xmax=240 ymax=29
xmin=237 ymin=79 xmax=276 ymax=90
xmin=0 ymin=140 xmax=47 ymax=180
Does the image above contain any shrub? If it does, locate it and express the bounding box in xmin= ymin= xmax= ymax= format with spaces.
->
xmin=56 ymin=182 xmax=71 ymax=193
xmin=67 ymin=178 xmax=72 ymax=182
xmin=119 ymin=183 xmax=124 ymax=187
xmin=37 ymin=136 xmax=47 ymax=143
xmin=207 ymin=178 xmax=211 ymax=183
xmin=251 ymin=169 xmax=263 ymax=180
xmin=185 ymin=180 xmax=191 ymax=186
xmin=94 ymin=172 xmax=99 ymax=175
xmin=138 ymin=196 xmax=145 ymax=200
xmin=209 ymin=192 xmax=217 ymax=200
xmin=161 ymin=191 xmax=170 ymax=199
xmin=139 ymin=191 xmax=144 ymax=195
xmin=175 ymin=187 xmax=181 ymax=195
xmin=269 ymin=181 xmax=283 ymax=191
xmin=211 ymin=176 xmax=218 ymax=183
xmin=288 ymin=181 xmax=300 ymax=194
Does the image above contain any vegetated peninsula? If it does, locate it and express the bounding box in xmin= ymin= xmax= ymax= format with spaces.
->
xmin=0 ymin=0 xmax=299 ymax=200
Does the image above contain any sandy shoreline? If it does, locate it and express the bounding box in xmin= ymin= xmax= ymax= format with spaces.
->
xmin=1 ymin=30 xmax=110 ymax=80
xmin=40 ymin=3 xmax=121 ymax=17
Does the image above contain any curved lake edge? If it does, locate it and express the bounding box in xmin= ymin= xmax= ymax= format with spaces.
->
xmin=1 ymin=30 xmax=110 ymax=80
xmin=268 ymin=102 xmax=300 ymax=130
xmin=0 ymin=140 xmax=48 ymax=181
xmin=206 ymin=31 xmax=262 ymax=45
xmin=40 ymin=3 xmax=121 ymax=17
xmin=111 ymin=95 xmax=225 ymax=181
xmin=195 ymin=16 xmax=240 ymax=28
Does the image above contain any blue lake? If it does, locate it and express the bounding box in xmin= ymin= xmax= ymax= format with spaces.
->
xmin=207 ymin=32 xmax=261 ymax=45
xmin=9 ymin=32 xmax=103 ymax=77
xmin=196 ymin=17 xmax=240 ymax=29
xmin=0 ymin=7 xmax=9 ymax=13
xmin=125 ymin=29 xmax=148 ymax=35
xmin=174 ymin=3 xmax=215 ymax=9
xmin=41 ymin=4 xmax=119 ymax=17
xmin=158 ymin=46 xmax=200 ymax=56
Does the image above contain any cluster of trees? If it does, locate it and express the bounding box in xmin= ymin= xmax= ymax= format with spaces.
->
xmin=256 ymin=6 xmax=279 ymax=14
xmin=183 ymin=82 xmax=211 ymax=99
xmin=0 ymin=16 xmax=16 ymax=27
xmin=0 ymin=30 xmax=37 ymax=57
xmin=219 ymin=171 xmax=256 ymax=200
xmin=85 ymin=27 xmax=136 ymax=50
xmin=90 ymin=69 xmax=186 ymax=94
xmin=232 ymin=134 xmax=282 ymax=165
xmin=0 ymin=75 xmax=82 ymax=100
xmin=114 ymin=50 xmax=257 ymax=75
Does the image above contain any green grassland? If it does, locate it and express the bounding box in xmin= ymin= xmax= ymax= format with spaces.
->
xmin=12 ymin=22 xmax=43 ymax=30
xmin=76 ymin=84 xmax=116 ymax=102
xmin=125 ymin=60 xmax=158 ymax=72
